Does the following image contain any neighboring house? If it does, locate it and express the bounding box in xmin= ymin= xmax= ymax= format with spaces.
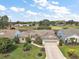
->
xmin=57 ymin=29 xmax=79 ymax=44
xmin=14 ymin=24 xmax=31 ymax=27
xmin=0 ymin=30 xmax=20 ymax=39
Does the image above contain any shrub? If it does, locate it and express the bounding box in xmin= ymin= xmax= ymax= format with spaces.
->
xmin=0 ymin=38 xmax=14 ymax=53
xmin=68 ymin=49 xmax=75 ymax=56
xmin=23 ymin=43 xmax=32 ymax=51
xmin=41 ymin=48 xmax=45 ymax=52
xmin=70 ymin=54 xmax=79 ymax=59
xmin=37 ymin=52 xmax=42 ymax=57
xmin=34 ymin=36 xmax=42 ymax=45
xmin=59 ymin=39 xmax=63 ymax=46
xmin=26 ymin=37 xmax=31 ymax=44
xmin=13 ymin=36 xmax=19 ymax=44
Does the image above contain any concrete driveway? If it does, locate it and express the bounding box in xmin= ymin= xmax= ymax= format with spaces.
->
xmin=43 ymin=40 xmax=66 ymax=59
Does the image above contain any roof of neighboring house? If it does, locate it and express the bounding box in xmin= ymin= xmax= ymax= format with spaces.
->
xmin=0 ymin=30 xmax=19 ymax=38
xmin=58 ymin=28 xmax=79 ymax=38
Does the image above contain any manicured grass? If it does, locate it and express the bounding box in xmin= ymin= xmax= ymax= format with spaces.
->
xmin=59 ymin=45 xmax=79 ymax=59
xmin=50 ymin=26 xmax=63 ymax=30
xmin=16 ymin=26 xmax=36 ymax=30
xmin=50 ymin=25 xmax=79 ymax=30
xmin=0 ymin=44 xmax=45 ymax=59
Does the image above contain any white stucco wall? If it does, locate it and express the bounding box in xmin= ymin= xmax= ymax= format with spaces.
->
xmin=65 ymin=35 xmax=79 ymax=43
xmin=19 ymin=38 xmax=26 ymax=43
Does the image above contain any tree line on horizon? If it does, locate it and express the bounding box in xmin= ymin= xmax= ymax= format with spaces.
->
xmin=14 ymin=19 xmax=79 ymax=26
xmin=0 ymin=15 xmax=79 ymax=29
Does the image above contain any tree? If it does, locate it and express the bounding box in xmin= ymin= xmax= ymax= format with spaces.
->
xmin=34 ymin=36 xmax=42 ymax=45
xmin=13 ymin=35 xmax=19 ymax=44
xmin=39 ymin=19 xmax=50 ymax=26
xmin=0 ymin=15 xmax=9 ymax=29
xmin=26 ymin=37 xmax=31 ymax=43
xmin=66 ymin=20 xmax=74 ymax=25
xmin=0 ymin=38 xmax=14 ymax=53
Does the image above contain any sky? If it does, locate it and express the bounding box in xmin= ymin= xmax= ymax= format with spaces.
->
xmin=0 ymin=0 xmax=79 ymax=22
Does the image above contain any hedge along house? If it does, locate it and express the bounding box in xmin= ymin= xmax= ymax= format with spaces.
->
xmin=57 ymin=29 xmax=79 ymax=44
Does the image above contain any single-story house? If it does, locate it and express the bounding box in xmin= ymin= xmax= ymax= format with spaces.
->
xmin=57 ymin=29 xmax=79 ymax=44
xmin=14 ymin=24 xmax=32 ymax=27
xmin=0 ymin=30 xmax=58 ymax=43
xmin=19 ymin=30 xmax=58 ymax=43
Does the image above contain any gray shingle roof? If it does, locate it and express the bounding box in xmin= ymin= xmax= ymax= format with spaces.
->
xmin=59 ymin=28 xmax=79 ymax=38
xmin=0 ymin=30 xmax=18 ymax=38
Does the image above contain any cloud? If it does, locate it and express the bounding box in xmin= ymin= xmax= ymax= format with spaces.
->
xmin=10 ymin=7 xmax=25 ymax=12
xmin=47 ymin=4 xmax=71 ymax=14
xmin=52 ymin=1 xmax=59 ymax=5
xmin=33 ymin=0 xmax=48 ymax=7
xmin=0 ymin=5 xmax=6 ymax=11
xmin=33 ymin=0 xmax=70 ymax=15
xmin=23 ymin=0 xmax=27 ymax=3
xmin=26 ymin=10 xmax=37 ymax=15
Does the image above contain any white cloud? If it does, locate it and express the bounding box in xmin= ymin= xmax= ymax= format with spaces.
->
xmin=23 ymin=0 xmax=27 ymax=3
xmin=26 ymin=10 xmax=37 ymax=15
xmin=33 ymin=0 xmax=48 ymax=7
xmin=33 ymin=0 xmax=70 ymax=15
xmin=47 ymin=4 xmax=71 ymax=14
xmin=0 ymin=5 xmax=6 ymax=11
xmin=52 ymin=1 xmax=59 ymax=5
xmin=10 ymin=7 xmax=25 ymax=12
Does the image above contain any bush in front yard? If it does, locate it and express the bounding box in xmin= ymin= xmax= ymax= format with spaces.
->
xmin=40 ymin=48 xmax=45 ymax=52
xmin=26 ymin=37 xmax=31 ymax=44
xmin=59 ymin=39 xmax=63 ymax=46
xmin=37 ymin=52 xmax=42 ymax=57
xmin=23 ymin=43 xmax=32 ymax=51
xmin=70 ymin=54 xmax=79 ymax=59
xmin=0 ymin=38 xmax=15 ymax=53
xmin=13 ymin=35 xmax=19 ymax=44
xmin=68 ymin=49 xmax=75 ymax=56
xmin=34 ymin=36 xmax=42 ymax=45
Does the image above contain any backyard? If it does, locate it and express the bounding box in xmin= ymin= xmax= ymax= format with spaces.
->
xmin=0 ymin=44 xmax=45 ymax=59
xmin=59 ymin=45 xmax=79 ymax=59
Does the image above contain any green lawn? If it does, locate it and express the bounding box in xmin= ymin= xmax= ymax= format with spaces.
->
xmin=0 ymin=44 xmax=45 ymax=59
xmin=59 ymin=45 xmax=79 ymax=59
xmin=50 ymin=26 xmax=63 ymax=30
xmin=16 ymin=26 xmax=36 ymax=30
xmin=50 ymin=25 xmax=79 ymax=30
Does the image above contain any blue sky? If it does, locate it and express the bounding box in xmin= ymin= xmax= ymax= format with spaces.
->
xmin=0 ymin=0 xmax=79 ymax=22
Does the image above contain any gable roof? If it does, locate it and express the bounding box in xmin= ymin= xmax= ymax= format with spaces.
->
xmin=58 ymin=28 xmax=79 ymax=38
xmin=20 ymin=30 xmax=57 ymax=40
xmin=0 ymin=30 xmax=18 ymax=38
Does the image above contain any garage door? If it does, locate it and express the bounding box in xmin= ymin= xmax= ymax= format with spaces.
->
xmin=43 ymin=40 xmax=58 ymax=44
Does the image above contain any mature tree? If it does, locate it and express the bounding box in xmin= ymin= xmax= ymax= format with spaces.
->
xmin=39 ymin=19 xmax=50 ymax=26
xmin=0 ymin=38 xmax=14 ymax=53
xmin=66 ymin=20 xmax=74 ymax=25
xmin=0 ymin=15 xmax=9 ymax=29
